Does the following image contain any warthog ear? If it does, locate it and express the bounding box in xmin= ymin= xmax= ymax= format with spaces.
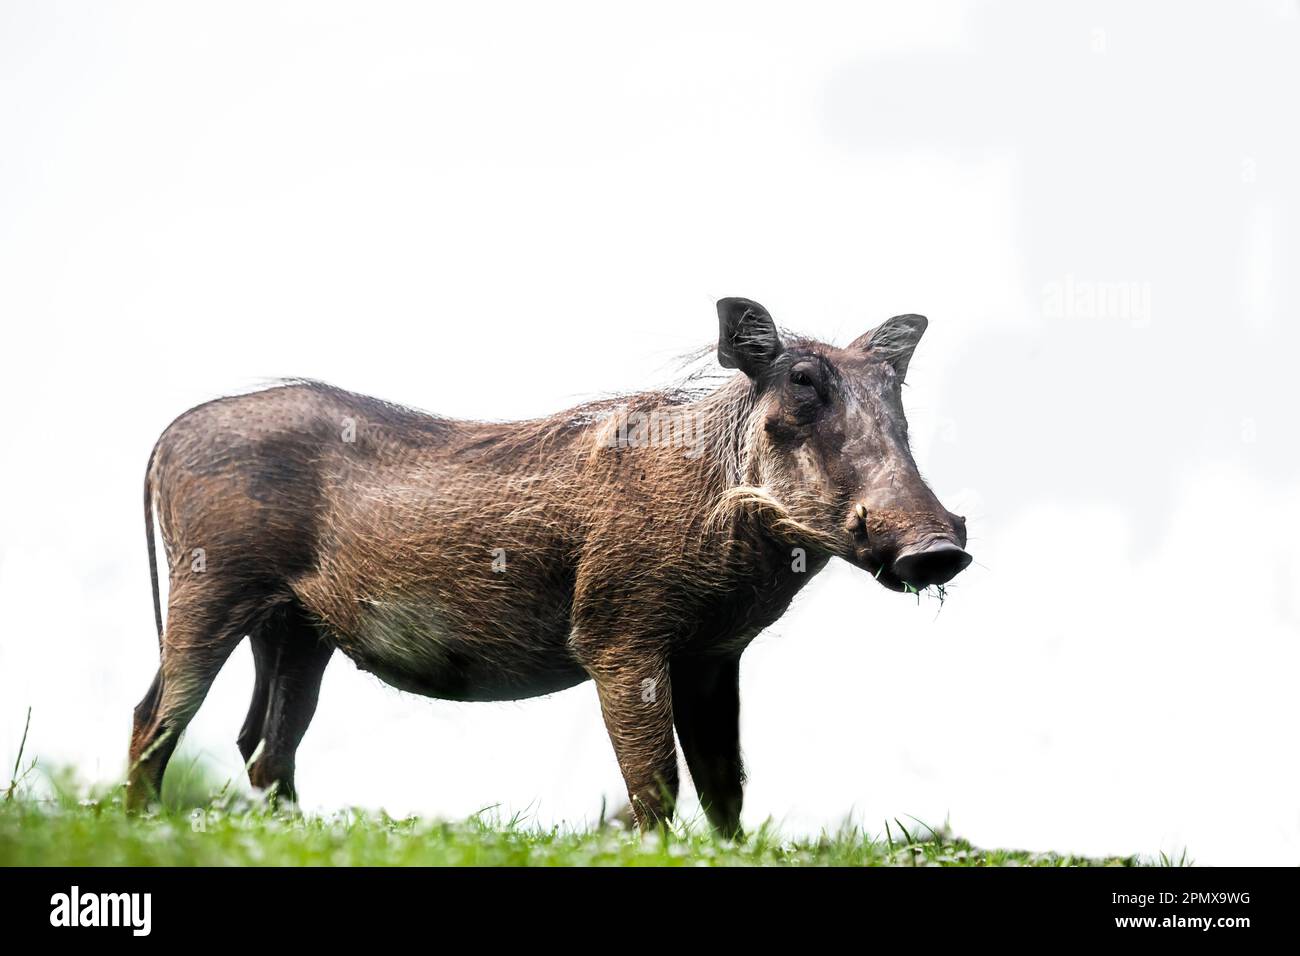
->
xmin=717 ymin=297 xmax=784 ymax=378
xmin=852 ymin=314 xmax=928 ymax=379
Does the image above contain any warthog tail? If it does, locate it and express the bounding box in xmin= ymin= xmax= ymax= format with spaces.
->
xmin=143 ymin=445 xmax=163 ymax=647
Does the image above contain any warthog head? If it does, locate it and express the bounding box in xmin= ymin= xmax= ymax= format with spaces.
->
xmin=717 ymin=297 xmax=971 ymax=592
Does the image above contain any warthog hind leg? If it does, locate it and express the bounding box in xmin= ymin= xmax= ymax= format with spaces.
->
xmin=126 ymin=581 xmax=256 ymax=812
xmin=238 ymin=605 xmax=333 ymax=805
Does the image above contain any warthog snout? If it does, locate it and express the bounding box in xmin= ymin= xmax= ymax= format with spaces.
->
xmin=892 ymin=541 xmax=972 ymax=588
xmin=850 ymin=503 xmax=971 ymax=590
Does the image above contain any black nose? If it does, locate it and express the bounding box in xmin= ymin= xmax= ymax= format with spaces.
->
xmin=891 ymin=542 xmax=972 ymax=588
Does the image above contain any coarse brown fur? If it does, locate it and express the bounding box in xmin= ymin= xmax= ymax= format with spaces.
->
xmin=127 ymin=299 xmax=970 ymax=834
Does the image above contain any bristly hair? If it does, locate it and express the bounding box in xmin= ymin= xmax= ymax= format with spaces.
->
xmin=268 ymin=377 xmax=455 ymax=438
xmin=256 ymin=351 xmax=817 ymax=545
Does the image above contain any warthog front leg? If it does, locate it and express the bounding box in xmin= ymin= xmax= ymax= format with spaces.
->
xmin=581 ymin=650 xmax=679 ymax=831
xmin=671 ymin=655 xmax=745 ymax=839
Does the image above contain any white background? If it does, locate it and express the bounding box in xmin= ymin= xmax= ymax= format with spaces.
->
xmin=2 ymin=1 xmax=1298 ymax=864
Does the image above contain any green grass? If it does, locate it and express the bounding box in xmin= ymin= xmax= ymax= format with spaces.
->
xmin=0 ymin=761 xmax=1141 ymax=867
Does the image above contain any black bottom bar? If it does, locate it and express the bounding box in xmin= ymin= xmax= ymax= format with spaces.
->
xmin=0 ymin=866 xmax=1288 ymax=943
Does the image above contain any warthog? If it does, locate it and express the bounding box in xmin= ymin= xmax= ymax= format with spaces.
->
xmin=128 ymin=298 xmax=970 ymax=833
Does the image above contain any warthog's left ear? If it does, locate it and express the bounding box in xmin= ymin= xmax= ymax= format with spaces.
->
xmin=717 ymin=297 xmax=784 ymax=378
xmin=852 ymin=314 xmax=928 ymax=379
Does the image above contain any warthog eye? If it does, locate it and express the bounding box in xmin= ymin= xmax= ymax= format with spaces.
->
xmin=787 ymin=363 xmax=826 ymax=423
xmin=785 ymin=361 xmax=826 ymax=400
xmin=789 ymin=363 xmax=822 ymax=393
